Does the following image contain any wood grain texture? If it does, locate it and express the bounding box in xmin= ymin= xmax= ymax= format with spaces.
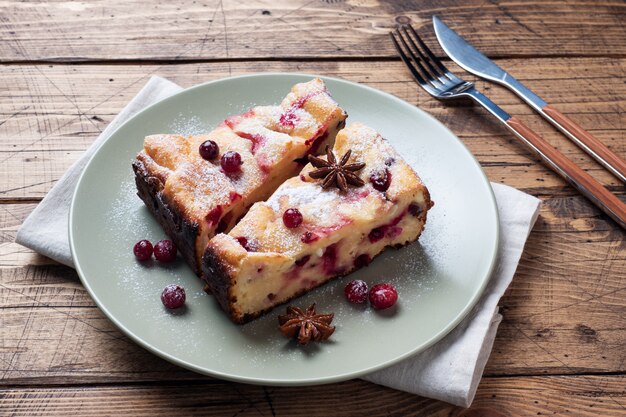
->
xmin=1 ymin=59 xmax=624 ymax=199
xmin=0 ymin=197 xmax=623 ymax=384
xmin=2 ymin=1 xmax=626 ymax=415
xmin=0 ymin=0 xmax=625 ymax=62
xmin=0 ymin=376 xmax=625 ymax=417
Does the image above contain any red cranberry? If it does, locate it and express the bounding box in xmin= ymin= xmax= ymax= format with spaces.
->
xmin=368 ymin=226 xmax=387 ymax=243
xmin=387 ymin=226 xmax=403 ymax=239
xmin=221 ymin=151 xmax=242 ymax=173
xmin=154 ymin=240 xmax=177 ymax=263
xmin=206 ymin=205 xmax=223 ymax=225
xmin=295 ymin=255 xmax=311 ymax=267
xmin=199 ymin=140 xmax=219 ymax=160
xmin=133 ymin=239 xmax=153 ymax=261
xmin=369 ymin=283 xmax=398 ymax=310
xmin=409 ymin=203 xmax=422 ymax=217
xmin=215 ymin=219 xmax=228 ymax=234
xmin=161 ymin=284 xmax=186 ymax=309
xmin=322 ymin=245 xmax=337 ymax=275
xmin=235 ymin=131 xmax=265 ymax=154
xmin=279 ymin=111 xmax=298 ymax=128
xmin=301 ymin=231 xmax=319 ymax=244
xmin=354 ymin=254 xmax=371 ymax=269
xmin=283 ymin=208 xmax=303 ymax=228
xmin=370 ymin=168 xmax=391 ymax=192
xmin=236 ymin=236 xmax=251 ymax=251
xmin=344 ymin=280 xmax=368 ymax=304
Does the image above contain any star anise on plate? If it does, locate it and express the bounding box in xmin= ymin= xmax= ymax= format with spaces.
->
xmin=278 ymin=303 xmax=335 ymax=345
xmin=308 ymin=146 xmax=365 ymax=192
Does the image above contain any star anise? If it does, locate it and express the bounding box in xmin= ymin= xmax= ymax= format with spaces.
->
xmin=278 ymin=303 xmax=335 ymax=345
xmin=308 ymin=146 xmax=365 ymax=192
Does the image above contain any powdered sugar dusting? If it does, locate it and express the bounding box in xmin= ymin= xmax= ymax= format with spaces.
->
xmin=105 ymin=174 xmax=151 ymax=238
xmin=168 ymin=113 xmax=213 ymax=136
xmin=167 ymin=161 xmax=234 ymax=218
xmin=341 ymin=123 xmax=394 ymax=169
xmin=267 ymin=181 xmax=334 ymax=213
xmin=77 ymin=76 xmax=496 ymax=380
xmin=253 ymin=105 xmax=283 ymax=125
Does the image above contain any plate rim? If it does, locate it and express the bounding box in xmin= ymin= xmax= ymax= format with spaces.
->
xmin=69 ymin=72 xmax=500 ymax=386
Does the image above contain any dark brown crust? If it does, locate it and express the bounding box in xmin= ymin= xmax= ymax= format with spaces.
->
xmin=132 ymin=158 xmax=202 ymax=276
xmin=201 ymin=202 xmax=432 ymax=325
xmin=202 ymin=243 xmax=343 ymax=324
xmin=423 ymin=184 xmax=434 ymax=212
xmin=201 ymin=247 xmax=239 ymax=319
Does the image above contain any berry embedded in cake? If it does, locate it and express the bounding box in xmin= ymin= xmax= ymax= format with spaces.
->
xmin=202 ymin=122 xmax=433 ymax=324
xmin=132 ymin=79 xmax=347 ymax=275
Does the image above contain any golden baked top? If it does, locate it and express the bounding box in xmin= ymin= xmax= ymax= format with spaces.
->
xmin=223 ymin=122 xmax=429 ymax=256
xmin=136 ymin=78 xmax=346 ymax=228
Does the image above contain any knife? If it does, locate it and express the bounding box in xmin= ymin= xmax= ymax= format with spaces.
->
xmin=433 ymin=15 xmax=626 ymax=184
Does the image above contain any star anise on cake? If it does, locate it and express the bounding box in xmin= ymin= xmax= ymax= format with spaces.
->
xmin=278 ymin=303 xmax=335 ymax=345
xmin=308 ymin=146 xmax=365 ymax=192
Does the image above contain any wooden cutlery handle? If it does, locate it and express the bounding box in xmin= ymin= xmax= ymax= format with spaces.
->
xmin=542 ymin=105 xmax=626 ymax=182
xmin=506 ymin=116 xmax=626 ymax=229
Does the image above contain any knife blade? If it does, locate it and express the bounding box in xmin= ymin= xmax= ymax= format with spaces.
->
xmin=432 ymin=15 xmax=626 ymax=183
xmin=432 ymin=16 xmax=546 ymax=110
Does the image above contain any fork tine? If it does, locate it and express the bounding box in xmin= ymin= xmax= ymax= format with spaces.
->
xmin=389 ymin=31 xmax=438 ymax=95
xmin=391 ymin=29 xmax=441 ymax=93
xmin=399 ymin=26 xmax=446 ymax=83
xmin=406 ymin=24 xmax=451 ymax=78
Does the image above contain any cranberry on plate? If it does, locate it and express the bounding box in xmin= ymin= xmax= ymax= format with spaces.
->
xmin=369 ymin=283 xmax=398 ymax=310
xmin=161 ymin=284 xmax=186 ymax=309
xmin=344 ymin=280 xmax=369 ymax=304
xmin=154 ymin=239 xmax=177 ymax=263
xmin=133 ymin=239 xmax=153 ymax=261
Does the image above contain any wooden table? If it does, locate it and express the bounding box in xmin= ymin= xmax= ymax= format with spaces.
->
xmin=1 ymin=1 xmax=625 ymax=415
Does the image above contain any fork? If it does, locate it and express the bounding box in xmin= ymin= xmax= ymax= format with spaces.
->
xmin=390 ymin=24 xmax=626 ymax=230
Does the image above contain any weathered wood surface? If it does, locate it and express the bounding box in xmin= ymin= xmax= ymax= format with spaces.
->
xmin=1 ymin=0 xmax=625 ymax=62
xmin=1 ymin=196 xmax=623 ymax=384
xmin=2 ymin=0 xmax=625 ymax=415
xmin=1 ymin=59 xmax=624 ymax=199
xmin=1 ymin=376 xmax=625 ymax=417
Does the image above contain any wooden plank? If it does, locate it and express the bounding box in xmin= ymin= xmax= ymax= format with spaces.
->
xmin=1 ymin=59 xmax=624 ymax=198
xmin=0 ymin=376 xmax=625 ymax=416
xmin=0 ymin=0 xmax=625 ymax=62
xmin=1 ymin=2 xmax=624 ymax=415
xmin=1 ymin=195 xmax=624 ymax=383
xmin=0 ymin=298 xmax=621 ymax=383
xmin=2 ymin=59 xmax=624 ymax=148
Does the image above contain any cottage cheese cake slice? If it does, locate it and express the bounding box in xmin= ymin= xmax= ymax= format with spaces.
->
xmin=133 ymin=79 xmax=347 ymax=275
xmin=203 ymin=122 xmax=433 ymax=323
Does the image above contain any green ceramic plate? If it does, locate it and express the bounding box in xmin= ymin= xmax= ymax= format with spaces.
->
xmin=70 ymin=73 xmax=499 ymax=385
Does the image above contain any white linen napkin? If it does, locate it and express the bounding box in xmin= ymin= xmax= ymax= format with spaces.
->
xmin=16 ymin=76 xmax=541 ymax=407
